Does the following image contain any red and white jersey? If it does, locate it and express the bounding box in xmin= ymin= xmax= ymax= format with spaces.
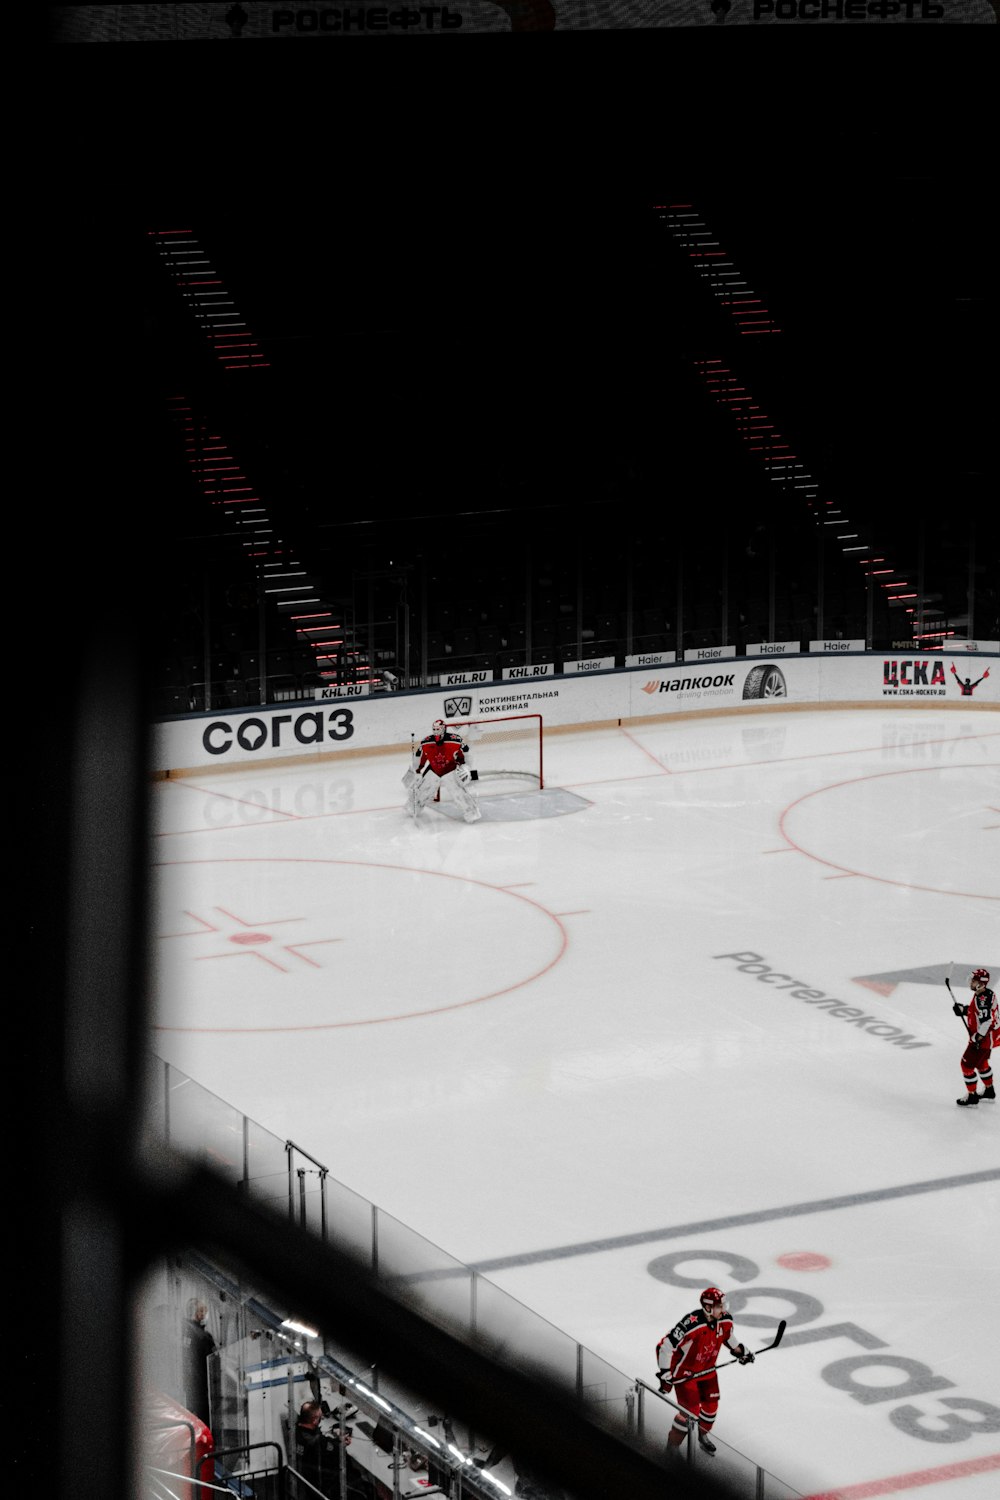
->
xmin=658 ymin=1308 xmax=738 ymax=1382
xmin=415 ymin=731 xmax=468 ymax=779
xmin=966 ymin=986 xmax=1000 ymax=1046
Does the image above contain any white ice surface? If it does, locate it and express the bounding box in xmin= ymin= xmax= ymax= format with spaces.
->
xmin=148 ymin=706 xmax=1000 ymax=1499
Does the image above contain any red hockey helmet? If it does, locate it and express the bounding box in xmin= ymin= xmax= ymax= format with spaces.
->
xmin=970 ymin=968 xmax=989 ymax=986
xmin=700 ymin=1287 xmax=727 ymax=1313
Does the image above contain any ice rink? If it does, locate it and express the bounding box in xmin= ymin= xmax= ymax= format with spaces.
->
xmin=147 ymin=704 xmax=1000 ymax=1500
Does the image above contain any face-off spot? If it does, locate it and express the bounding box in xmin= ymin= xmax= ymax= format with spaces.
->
xmin=152 ymin=857 xmax=568 ymax=1032
xmin=776 ymin=1252 xmax=831 ymax=1272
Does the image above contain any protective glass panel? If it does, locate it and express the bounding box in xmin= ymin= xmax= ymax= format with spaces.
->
xmin=372 ymin=1209 xmax=475 ymax=1339
xmin=244 ymin=1120 xmax=290 ymax=1219
xmin=471 ymin=1277 xmax=579 ymax=1397
xmin=163 ymin=1065 xmax=244 ymax=1186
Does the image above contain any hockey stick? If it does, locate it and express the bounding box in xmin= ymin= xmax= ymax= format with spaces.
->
xmin=408 ymin=733 xmax=437 ymax=780
xmin=945 ymin=975 xmax=972 ymax=1032
xmin=655 ymin=1319 xmax=787 ymax=1387
xmin=405 ymin=733 xmax=427 ymax=818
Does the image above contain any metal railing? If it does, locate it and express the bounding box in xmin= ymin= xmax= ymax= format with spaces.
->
xmin=149 ymin=1056 xmax=801 ymax=1500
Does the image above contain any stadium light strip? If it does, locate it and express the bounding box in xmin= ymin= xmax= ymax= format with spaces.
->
xmin=156 ymin=242 xmax=382 ymax=690
xmin=667 ymin=207 xmax=941 ymax=643
xmin=149 ymin=227 xmax=267 ymax=371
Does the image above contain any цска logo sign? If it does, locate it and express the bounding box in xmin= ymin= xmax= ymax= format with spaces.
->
xmin=882 ymin=660 xmax=991 ymax=697
xmin=883 ymin=660 xmax=946 ymax=693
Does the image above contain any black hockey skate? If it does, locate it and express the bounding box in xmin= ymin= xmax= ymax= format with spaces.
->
xmin=956 ymin=1093 xmax=979 ymax=1107
xmin=983 ymin=1086 xmax=996 ymax=1100
xmin=698 ymin=1433 xmax=717 ymax=1456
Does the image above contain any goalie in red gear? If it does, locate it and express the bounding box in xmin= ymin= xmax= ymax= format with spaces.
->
xmin=402 ymin=720 xmax=481 ymax=823
xmin=954 ymin=969 xmax=998 ymax=1107
xmin=656 ymin=1288 xmax=755 ymax=1457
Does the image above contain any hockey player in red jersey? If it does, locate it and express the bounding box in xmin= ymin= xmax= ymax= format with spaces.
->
xmin=954 ymin=968 xmax=998 ymax=1107
xmin=657 ymin=1288 xmax=755 ymax=1456
xmin=402 ymin=719 xmax=481 ymax=823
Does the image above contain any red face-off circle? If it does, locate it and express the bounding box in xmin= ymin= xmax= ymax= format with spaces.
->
xmin=153 ymin=857 xmax=568 ymax=1033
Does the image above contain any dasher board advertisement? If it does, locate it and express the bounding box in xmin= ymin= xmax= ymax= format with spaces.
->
xmin=151 ymin=654 xmax=997 ymax=773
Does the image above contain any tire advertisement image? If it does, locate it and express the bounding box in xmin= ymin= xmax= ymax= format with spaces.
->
xmin=743 ymin=665 xmax=788 ymax=700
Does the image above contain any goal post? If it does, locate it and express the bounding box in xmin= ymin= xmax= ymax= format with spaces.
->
xmin=446 ymin=714 xmax=544 ymax=793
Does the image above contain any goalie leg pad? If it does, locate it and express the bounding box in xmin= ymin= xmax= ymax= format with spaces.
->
xmin=407 ymin=774 xmax=438 ymax=816
xmin=415 ymin=775 xmax=438 ymax=808
xmin=448 ymin=773 xmax=481 ymax=822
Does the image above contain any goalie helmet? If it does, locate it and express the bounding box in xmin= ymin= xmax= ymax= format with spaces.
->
xmin=432 ymin=719 xmax=446 ymax=737
xmin=700 ymin=1287 xmax=727 ymax=1313
xmin=970 ymin=968 xmax=989 ymax=985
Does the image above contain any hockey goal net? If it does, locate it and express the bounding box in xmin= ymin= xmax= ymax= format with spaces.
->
xmin=446 ymin=714 xmax=544 ymax=792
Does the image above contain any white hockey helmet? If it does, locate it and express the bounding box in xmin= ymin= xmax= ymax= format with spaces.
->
xmin=432 ymin=718 xmax=446 ymax=737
